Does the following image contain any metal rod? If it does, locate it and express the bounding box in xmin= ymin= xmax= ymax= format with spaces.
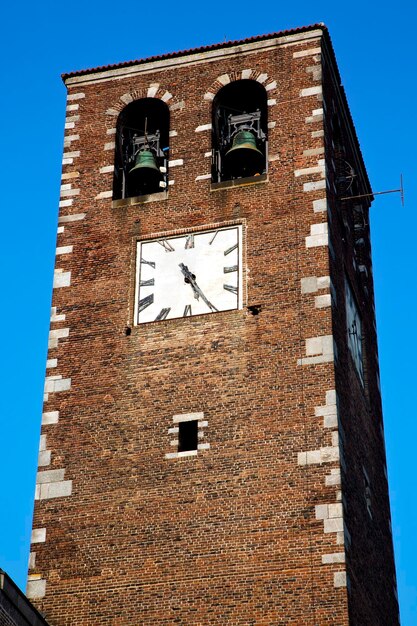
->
xmin=341 ymin=174 xmax=404 ymax=205
xmin=341 ymin=189 xmax=401 ymax=201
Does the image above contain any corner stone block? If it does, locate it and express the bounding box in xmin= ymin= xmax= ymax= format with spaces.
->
xmin=53 ymin=271 xmax=71 ymax=289
xmin=313 ymin=198 xmax=327 ymax=212
xmin=301 ymin=277 xmax=318 ymax=293
xmin=67 ymin=92 xmax=85 ymax=101
xmin=44 ymin=377 xmax=71 ymax=394
xmin=315 ymin=294 xmax=331 ymax=308
xmin=326 ymin=390 xmax=337 ymax=405
xmin=297 ymin=452 xmax=307 ymax=466
xmin=26 ymin=579 xmax=46 ymax=599
xmin=38 ymin=450 xmax=51 ymax=467
xmin=322 ymin=552 xmax=345 ymax=564
xmin=324 ymin=414 xmax=338 ymax=429
xmin=320 ymin=446 xmax=339 ymax=463
xmin=58 ymin=213 xmax=86 ymax=223
xmin=334 ymin=571 xmax=347 ymax=588
xmin=304 ymin=180 xmax=326 ymax=193
xmin=298 ymin=445 xmax=339 ymax=467
xmin=306 ymin=450 xmax=321 ymax=464
xmin=311 ymin=222 xmax=328 ymax=236
xmin=37 ymin=469 xmax=66 ymax=484
xmin=48 ymin=327 xmax=69 ymax=350
xmin=325 ymin=470 xmax=341 ymax=486
xmin=324 ymin=517 xmax=344 ymax=533
xmin=38 ymin=480 xmax=73 ymax=500
xmin=31 ymin=528 xmax=46 ymax=544
xmin=306 ymin=336 xmax=324 ymax=356
xmin=306 ymin=112 xmax=324 ymax=124
xmin=328 ymin=503 xmax=343 ymax=518
xmin=293 ymin=47 xmax=321 ymax=59
xmin=305 ymin=221 xmax=329 ymax=247
xmin=315 ymin=504 xmax=329 ymax=520
xmin=300 ymin=85 xmax=322 ymax=97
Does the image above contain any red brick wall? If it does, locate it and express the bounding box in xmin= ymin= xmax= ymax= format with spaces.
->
xmin=28 ymin=27 xmax=398 ymax=625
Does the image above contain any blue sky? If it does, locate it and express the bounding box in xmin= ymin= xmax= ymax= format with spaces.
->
xmin=1 ymin=1 xmax=416 ymax=623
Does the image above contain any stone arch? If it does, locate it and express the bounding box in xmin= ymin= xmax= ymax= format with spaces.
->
xmin=203 ymin=69 xmax=277 ymax=102
xmin=105 ymin=83 xmax=182 ymax=119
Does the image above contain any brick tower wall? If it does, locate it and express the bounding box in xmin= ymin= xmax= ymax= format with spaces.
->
xmin=27 ymin=26 xmax=398 ymax=625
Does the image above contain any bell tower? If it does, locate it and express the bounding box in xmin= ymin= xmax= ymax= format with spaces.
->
xmin=27 ymin=24 xmax=399 ymax=625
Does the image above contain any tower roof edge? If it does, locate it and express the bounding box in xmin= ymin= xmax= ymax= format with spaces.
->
xmin=61 ymin=23 xmax=328 ymax=83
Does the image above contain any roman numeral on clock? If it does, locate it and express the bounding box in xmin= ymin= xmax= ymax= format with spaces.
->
xmin=209 ymin=231 xmax=219 ymax=245
xmin=138 ymin=293 xmax=154 ymax=313
xmin=155 ymin=308 xmax=171 ymax=321
xmin=185 ymin=235 xmax=194 ymax=249
xmin=139 ymin=278 xmax=155 ymax=287
xmin=224 ymin=265 xmax=238 ymax=274
xmin=183 ymin=305 xmax=192 ymax=317
xmin=141 ymin=258 xmax=156 ymax=269
xmin=158 ymin=239 xmax=175 ymax=252
xmin=223 ymin=284 xmax=238 ymax=294
xmin=224 ymin=243 xmax=238 ymax=256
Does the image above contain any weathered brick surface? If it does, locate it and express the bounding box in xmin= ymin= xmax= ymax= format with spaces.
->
xmin=28 ymin=26 xmax=398 ymax=625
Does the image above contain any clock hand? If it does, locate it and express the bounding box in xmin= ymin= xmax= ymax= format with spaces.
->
xmin=179 ymin=263 xmax=200 ymax=300
xmin=179 ymin=263 xmax=218 ymax=312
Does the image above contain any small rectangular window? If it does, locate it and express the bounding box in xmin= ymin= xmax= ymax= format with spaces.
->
xmin=178 ymin=420 xmax=198 ymax=452
xmin=363 ymin=466 xmax=373 ymax=519
xmin=345 ymin=278 xmax=364 ymax=384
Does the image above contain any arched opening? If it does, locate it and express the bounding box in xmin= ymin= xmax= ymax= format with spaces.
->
xmin=212 ymin=80 xmax=267 ymax=183
xmin=113 ymin=98 xmax=170 ymax=200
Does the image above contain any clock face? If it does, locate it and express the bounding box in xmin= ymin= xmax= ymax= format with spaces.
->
xmin=135 ymin=225 xmax=243 ymax=324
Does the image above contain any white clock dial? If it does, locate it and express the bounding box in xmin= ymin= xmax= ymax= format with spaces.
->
xmin=135 ymin=225 xmax=243 ymax=324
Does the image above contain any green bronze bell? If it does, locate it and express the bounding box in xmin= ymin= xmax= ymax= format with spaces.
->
xmin=224 ymin=130 xmax=264 ymax=177
xmin=128 ymin=148 xmax=162 ymax=192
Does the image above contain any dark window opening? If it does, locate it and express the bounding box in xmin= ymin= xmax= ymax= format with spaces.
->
xmin=345 ymin=277 xmax=364 ymax=385
xmin=113 ymin=98 xmax=169 ymax=200
xmin=363 ymin=467 xmax=373 ymax=519
xmin=212 ymin=80 xmax=267 ymax=183
xmin=178 ymin=420 xmax=198 ymax=452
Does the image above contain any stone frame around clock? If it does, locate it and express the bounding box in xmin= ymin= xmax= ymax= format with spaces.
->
xmin=131 ymin=220 xmax=246 ymax=326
